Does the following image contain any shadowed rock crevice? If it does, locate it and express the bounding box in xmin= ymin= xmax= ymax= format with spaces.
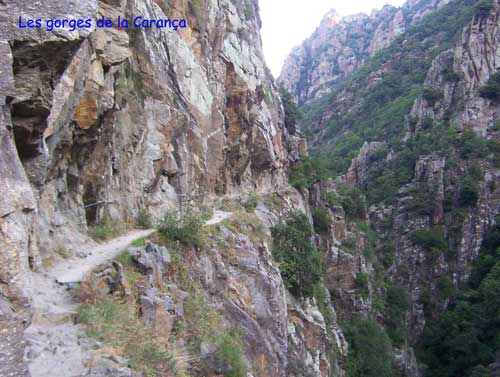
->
xmin=10 ymin=40 xmax=82 ymax=161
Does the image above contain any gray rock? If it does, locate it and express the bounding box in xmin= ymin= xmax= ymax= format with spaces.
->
xmin=139 ymin=288 xmax=175 ymax=341
xmin=84 ymin=365 xmax=134 ymax=377
xmin=200 ymin=342 xmax=217 ymax=358
xmin=103 ymin=354 xmax=129 ymax=367
xmin=132 ymin=242 xmax=171 ymax=278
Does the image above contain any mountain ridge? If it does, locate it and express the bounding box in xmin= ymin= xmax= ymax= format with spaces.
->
xmin=278 ymin=0 xmax=449 ymax=105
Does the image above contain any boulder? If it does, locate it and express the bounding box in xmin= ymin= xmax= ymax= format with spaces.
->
xmin=132 ymin=242 xmax=171 ymax=285
xmin=140 ymin=288 xmax=175 ymax=341
xmin=84 ymin=365 xmax=136 ymax=377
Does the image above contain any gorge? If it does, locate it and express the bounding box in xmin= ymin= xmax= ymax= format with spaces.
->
xmin=0 ymin=0 xmax=499 ymax=376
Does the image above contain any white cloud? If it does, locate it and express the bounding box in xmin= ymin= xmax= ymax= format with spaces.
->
xmin=260 ymin=0 xmax=407 ymax=77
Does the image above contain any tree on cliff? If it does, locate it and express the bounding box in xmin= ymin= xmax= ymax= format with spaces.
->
xmin=271 ymin=211 xmax=322 ymax=298
xmin=279 ymin=87 xmax=303 ymax=134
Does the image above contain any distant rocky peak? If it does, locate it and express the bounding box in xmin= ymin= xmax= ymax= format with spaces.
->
xmin=317 ymin=9 xmax=342 ymax=31
xmin=278 ymin=0 xmax=450 ymax=104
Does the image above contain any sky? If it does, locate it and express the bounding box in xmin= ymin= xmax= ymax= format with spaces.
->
xmin=260 ymin=0 xmax=407 ymax=77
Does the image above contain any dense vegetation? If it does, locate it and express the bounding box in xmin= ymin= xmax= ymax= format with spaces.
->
xmin=479 ymin=71 xmax=500 ymax=100
xmin=384 ymin=285 xmax=411 ymax=346
xmin=345 ymin=317 xmax=395 ymax=377
xmin=271 ymin=211 xmax=323 ymax=298
xmin=159 ymin=210 xmax=204 ymax=248
xmin=419 ymin=221 xmax=500 ymax=376
xmin=289 ymin=156 xmax=328 ymax=191
xmin=280 ymin=87 xmax=303 ymax=133
xmin=291 ymin=117 xmax=493 ymax=208
xmin=312 ymin=207 xmax=333 ymax=234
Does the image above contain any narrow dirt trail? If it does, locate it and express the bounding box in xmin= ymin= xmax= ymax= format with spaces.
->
xmin=25 ymin=229 xmax=155 ymax=377
xmin=24 ymin=212 xmax=232 ymax=376
xmin=205 ymin=210 xmax=232 ymax=226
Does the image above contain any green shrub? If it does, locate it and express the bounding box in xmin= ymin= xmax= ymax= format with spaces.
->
xmin=355 ymin=272 xmax=369 ymax=297
xmin=381 ymin=243 xmax=396 ymax=268
xmin=214 ymin=331 xmax=247 ymax=377
xmin=312 ymin=207 xmax=332 ymax=234
xmin=469 ymin=163 xmax=485 ymax=181
xmin=423 ymin=87 xmax=444 ymax=106
xmin=442 ymin=68 xmax=461 ymax=82
xmin=345 ymin=317 xmax=394 ymax=377
xmin=159 ymin=210 xmax=204 ymax=248
xmin=337 ymin=184 xmax=366 ymax=219
xmin=475 ymin=0 xmax=493 ymax=18
xmin=420 ymin=116 xmax=435 ymax=130
xmin=412 ymin=227 xmax=447 ymax=253
xmin=271 ymin=211 xmax=323 ymax=298
xmin=458 ymin=129 xmax=489 ymax=159
xmin=114 ymin=64 xmax=148 ymax=104
xmin=215 ymin=180 xmax=225 ymax=196
xmin=289 ymin=157 xmax=329 ymax=191
xmin=385 ymin=285 xmax=411 ymax=346
xmin=437 ymin=275 xmax=455 ymax=298
xmin=406 ymin=189 xmax=436 ymax=216
xmin=243 ymin=193 xmax=258 ymax=213
xmin=479 ymin=71 xmax=500 ymax=100
xmin=325 ymin=191 xmax=341 ymax=207
xmin=191 ymin=0 xmax=201 ymax=19
xmin=279 ymin=87 xmax=303 ymax=133
xmin=460 ymin=175 xmax=480 ymax=207
xmin=419 ymin=288 xmax=437 ymax=318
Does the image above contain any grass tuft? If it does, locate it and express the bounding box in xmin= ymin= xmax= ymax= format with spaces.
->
xmin=78 ymin=297 xmax=175 ymax=376
xmin=89 ymin=218 xmax=131 ymax=242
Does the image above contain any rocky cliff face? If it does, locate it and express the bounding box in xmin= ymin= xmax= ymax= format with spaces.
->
xmin=1 ymin=0 xmax=292 ymax=293
xmin=278 ymin=0 xmax=448 ymax=104
xmin=0 ymin=0 xmax=306 ymax=375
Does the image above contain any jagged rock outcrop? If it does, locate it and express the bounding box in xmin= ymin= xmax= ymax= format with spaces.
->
xmin=133 ymin=241 xmax=171 ymax=280
xmin=278 ymin=0 xmax=448 ymax=104
xmin=287 ymin=295 xmax=340 ymax=377
xmin=196 ymin=224 xmax=289 ymax=376
xmin=344 ymin=141 xmax=386 ymax=186
xmin=410 ymin=1 xmax=500 ymax=133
